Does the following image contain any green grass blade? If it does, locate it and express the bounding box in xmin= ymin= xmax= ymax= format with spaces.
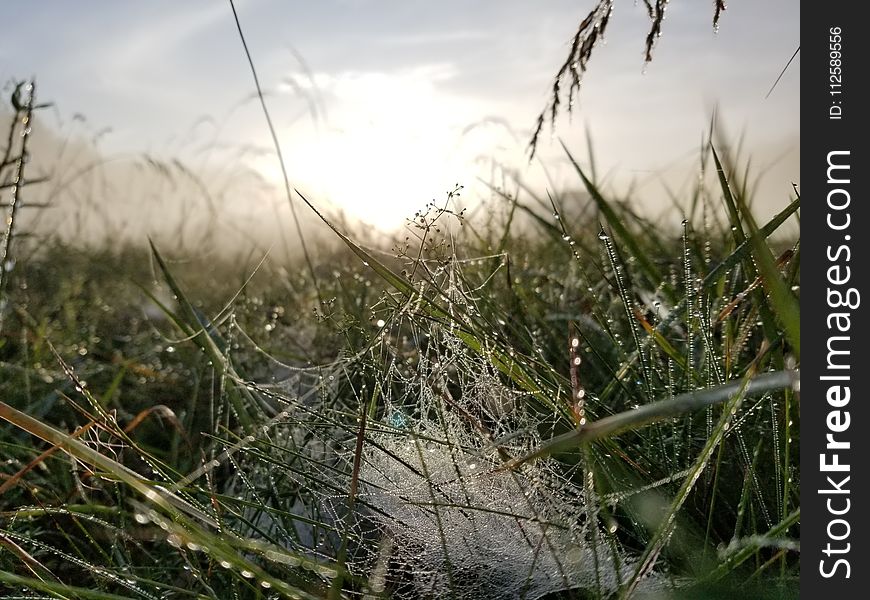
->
xmin=0 ymin=571 xmax=145 ymax=600
xmin=562 ymin=141 xmax=667 ymax=295
xmin=705 ymin=508 xmax=801 ymax=581
xmin=620 ymin=368 xmax=759 ymax=597
xmin=504 ymin=370 xmax=798 ymax=468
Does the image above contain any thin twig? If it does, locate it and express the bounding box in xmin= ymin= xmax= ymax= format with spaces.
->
xmin=0 ymin=80 xmax=36 ymax=334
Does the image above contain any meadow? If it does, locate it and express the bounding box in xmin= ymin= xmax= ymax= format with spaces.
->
xmin=0 ymin=76 xmax=800 ymax=599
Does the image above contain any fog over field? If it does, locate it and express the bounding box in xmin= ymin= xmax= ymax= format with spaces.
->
xmin=4 ymin=0 xmax=798 ymax=255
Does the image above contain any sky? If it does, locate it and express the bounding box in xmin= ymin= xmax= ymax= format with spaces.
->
xmin=2 ymin=1 xmax=799 ymax=237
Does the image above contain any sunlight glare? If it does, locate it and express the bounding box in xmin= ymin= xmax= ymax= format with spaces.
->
xmin=254 ymin=65 xmax=506 ymax=232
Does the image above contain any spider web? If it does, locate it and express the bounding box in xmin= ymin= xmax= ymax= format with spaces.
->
xmin=173 ymin=210 xmax=790 ymax=598
xmin=216 ymin=260 xmax=671 ymax=600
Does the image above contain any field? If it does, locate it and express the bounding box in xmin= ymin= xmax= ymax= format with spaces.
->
xmin=0 ymin=75 xmax=800 ymax=599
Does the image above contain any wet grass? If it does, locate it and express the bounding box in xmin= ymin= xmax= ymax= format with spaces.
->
xmin=0 ymin=86 xmax=800 ymax=598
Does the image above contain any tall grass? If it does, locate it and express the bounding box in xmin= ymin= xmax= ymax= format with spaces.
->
xmin=0 ymin=81 xmax=799 ymax=600
xmin=528 ymin=0 xmax=732 ymax=158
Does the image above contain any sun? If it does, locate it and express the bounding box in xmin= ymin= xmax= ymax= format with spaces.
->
xmin=251 ymin=66 xmax=502 ymax=233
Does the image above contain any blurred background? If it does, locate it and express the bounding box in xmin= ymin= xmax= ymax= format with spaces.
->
xmin=2 ymin=0 xmax=799 ymax=259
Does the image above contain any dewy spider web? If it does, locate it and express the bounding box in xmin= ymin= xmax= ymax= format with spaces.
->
xmin=176 ymin=195 xmax=792 ymax=598
xmin=349 ymin=285 xmax=668 ymax=599
xmin=212 ymin=254 xmax=671 ymax=600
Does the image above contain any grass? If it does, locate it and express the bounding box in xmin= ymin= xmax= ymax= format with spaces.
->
xmin=0 ymin=81 xmax=799 ymax=599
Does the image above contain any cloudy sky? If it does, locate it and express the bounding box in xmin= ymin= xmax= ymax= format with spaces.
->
xmin=2 ymin=1 xmax=799 ymax=233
